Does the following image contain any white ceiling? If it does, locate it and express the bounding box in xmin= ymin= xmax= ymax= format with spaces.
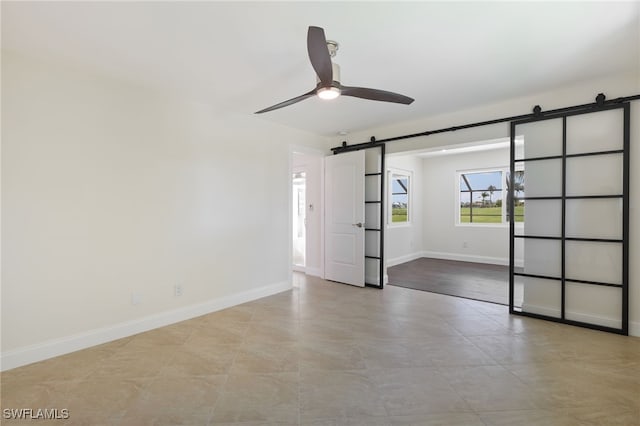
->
xmin=3 ymin=1 xmax=639 ymax=137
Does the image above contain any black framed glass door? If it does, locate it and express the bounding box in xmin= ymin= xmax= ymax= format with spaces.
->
xmin=509 ymin=103 xmax=629 ymax=335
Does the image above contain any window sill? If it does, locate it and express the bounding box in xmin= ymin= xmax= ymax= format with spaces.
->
xmin=456 ymin=223 xmax=507 ymax=229
xmin=455 ymin=222 xmax=525 ymax=229
xmin=387 ymin=222 xmax=412 ymax=229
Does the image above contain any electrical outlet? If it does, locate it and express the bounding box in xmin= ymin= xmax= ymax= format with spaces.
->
xmin=131 ymin=292 xmax=142 ymax=305
xmin=463 ymin=241 xmax=468 ymax=248
xmin=174 ymin=284 xmax=183 ymax=297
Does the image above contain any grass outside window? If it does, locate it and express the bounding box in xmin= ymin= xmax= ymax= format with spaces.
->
xmin=392 ymin=207 xmax=408 ymax=223
xmin=460 ymin=205 xmax=524 ymax=223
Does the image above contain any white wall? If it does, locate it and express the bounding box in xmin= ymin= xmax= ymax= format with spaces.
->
xmin=338 ymin=74 xmax=639 ymax=156
xmin=386 ymin=145 xmax=524 ymax=268
xmin=1 ymin=52 xmax=327 ymax=369
xmin=336 ymin=72 xmax=640 ymax=336
xmin=421 ymin=146 xmax=519 ymax=265
xmin=385 ymin=154 xmax=424 ymax=266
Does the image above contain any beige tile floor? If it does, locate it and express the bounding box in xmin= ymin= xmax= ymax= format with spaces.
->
xmin=1 ymin=273 xmax=639 ymax=425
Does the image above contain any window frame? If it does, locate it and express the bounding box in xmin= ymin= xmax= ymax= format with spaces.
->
xmin=456 ymin=167 xmax=509 ymax=227
xmin=387 ymin=168 xmax=412 ymax=227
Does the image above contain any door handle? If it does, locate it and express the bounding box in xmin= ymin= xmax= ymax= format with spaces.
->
xmin=352 ymin=222 xmax=363 ymax=228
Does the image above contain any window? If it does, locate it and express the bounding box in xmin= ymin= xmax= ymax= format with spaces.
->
xmin=389 ymin=170 xmax=411 ymax=224
xmin=458 ymin=168 xmax=524 ymax=225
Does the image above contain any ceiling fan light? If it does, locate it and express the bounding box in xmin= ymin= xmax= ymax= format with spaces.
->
xmin=317 ymin=86 xmax=341 ymax=100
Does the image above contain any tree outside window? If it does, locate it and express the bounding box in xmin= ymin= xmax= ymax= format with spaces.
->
xmin=459 ymin=169 xmax=524 ymax=224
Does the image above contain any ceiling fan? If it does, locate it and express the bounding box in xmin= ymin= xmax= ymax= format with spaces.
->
xmin=255 ymin=26 xmax=415 ymax=114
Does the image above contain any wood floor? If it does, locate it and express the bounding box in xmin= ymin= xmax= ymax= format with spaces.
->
xmin=388 ymin=257 xmax=523 ymax=305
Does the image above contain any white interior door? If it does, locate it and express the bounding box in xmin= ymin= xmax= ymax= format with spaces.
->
xmin=324 ymin=150 xmax=365 ymax=287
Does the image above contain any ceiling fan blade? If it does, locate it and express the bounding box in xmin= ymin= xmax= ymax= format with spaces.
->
xmin=341 ymin=85 xmax=414 ymax=105
xmin=307 ymin=26 xmax=333 ymax=85
xmin=255 ymin=89 xmax=316 ymax=114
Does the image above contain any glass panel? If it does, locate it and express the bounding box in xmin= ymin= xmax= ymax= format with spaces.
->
xmin=365 ymin=149 xmax=381 ymax=174
xmin=566 ymin=199 xmax=623 ymax=240
xmin=507 ymin=169 xmax=525 ymax=223
xmin=365 ymin=175 xmax=380 ymax=203
xmin=365 ymin=233 xmax=380 ymax=258
xmin=514 ymin=238 xmax=525 ymax=271
xmin=522 ymin=200 xmax=561 ymax=237
xmin=516 ymin=118 xmax=563 ymax=160
xmin=566 ymin=108 xmax=624 ymax=155
xmin=365 ymin=258 xmax=381 ymax=286
xmin=365 ymin=203 xmax=380 ymax=229
xmin=514 ymin=135 xmax=524 ymax=159
xmin=523 ymin=159 xmax=562 ymax=198
xmin=518 ymin=276 xmax=562 ymax=318
xmin=566 ymin=241 xmax=622 ymax=285
xmin=523 ymin=239 xmax=561 ymax=277
xmin=513 ymin=275 xmax=524 ymax=310
xmin=513 ymin=238 xmax=525 ymax=309
xmin=566 ymin=283 xmax=622 ymax=329
xmin=566 ymin=154 xmax=623 ymax=197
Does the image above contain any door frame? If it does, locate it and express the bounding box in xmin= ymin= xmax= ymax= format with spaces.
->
xmin=289 ymin=145 xmax=325 ymax=282
xmin=292 ymin=165 xmax=307 ymax=273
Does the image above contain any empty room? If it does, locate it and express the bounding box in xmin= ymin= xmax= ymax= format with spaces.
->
xmin=2 ymin=2 xmax=639 ymax=425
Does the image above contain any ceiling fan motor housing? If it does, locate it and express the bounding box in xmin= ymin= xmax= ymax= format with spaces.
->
xmin=326 ymin=40 xmax=339 ymax=57
xmin=316 ymin=62 xmax=341 ymax=86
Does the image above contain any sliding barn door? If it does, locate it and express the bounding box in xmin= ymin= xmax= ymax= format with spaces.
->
xmin=509 ymin=103 xmax=629 ymax=334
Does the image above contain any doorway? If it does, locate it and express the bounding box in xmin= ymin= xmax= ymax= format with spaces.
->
xmin=385 ymin=139 xmax=518 ymax=305
xmin=292 ymin=171 xmax=306 ymax=271
xmin=290 ymin=147 xmax=324 ymax=279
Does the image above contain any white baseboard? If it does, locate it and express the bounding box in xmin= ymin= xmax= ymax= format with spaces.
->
xmin=304 ymin=266 xmax=322 ymax=278
xmin=387 ymin=251 xmax=523 ymax=271
xmin=1 ymin=280 xmax=292 ymax=372
xmin=386 ymin=252 xmax=424 ymax=267
xmin=630 ymin=321 xmax=640 ymax=337
xmin=421 ymin=250 xmax=524 ymax=267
